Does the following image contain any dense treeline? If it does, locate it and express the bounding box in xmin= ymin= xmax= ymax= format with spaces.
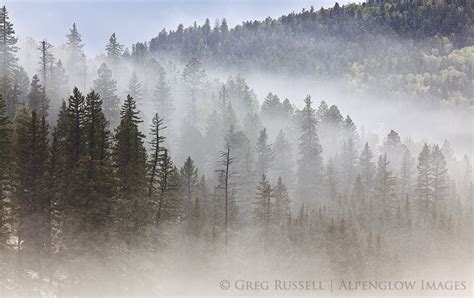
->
xmin=148 ymin=0 xmax=473 ymax=105
xmin=0 ymin=3 xmax=472 ymax=295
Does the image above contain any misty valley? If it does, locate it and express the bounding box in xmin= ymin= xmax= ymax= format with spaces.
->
xmin=0 ymin=0 xmax=472 ymax=296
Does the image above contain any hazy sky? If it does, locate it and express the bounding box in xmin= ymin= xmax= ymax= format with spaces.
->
xmin=6 ymin=0 xmax=353 ymax=55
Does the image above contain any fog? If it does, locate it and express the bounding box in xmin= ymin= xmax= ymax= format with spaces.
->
xmin=1 ymin=0 xmax=473 ymax=297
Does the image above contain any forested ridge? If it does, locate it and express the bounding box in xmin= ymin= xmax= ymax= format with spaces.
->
xmin=149 ymin=0 xmax=473 ymax=105
xmin=0 ymin=2 xmax=472 ymax=295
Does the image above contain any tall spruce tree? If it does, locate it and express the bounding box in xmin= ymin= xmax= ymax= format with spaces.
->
xmin=359 ymin=142 xmax=376 ymax=199
xmin=155 ymin=149 xmax=180 ymax=226
xmin=374 ymin=154 xmax=397 ymax=218
xmin=27 ymin=74 xmax=49 ymax=118
xmin=147 ymin=113 xmax=166 ymax=196
xmin=14 ymin=109 xmax=50 ymax=256
xmin=416 ymin=143 xmax=432 ymax=211
xmin=37 ymin=39 xmax=54 ymax=93
xmin=297 ymin=95 xmax=323 ymax=204
xmin=182 ymin=58 xmax=206 ymax=123
xmin=152 ymin=67 xmax=173 ymax=123
xmin=0 ymin=94 xmax=11 ymax=246
xmin=105 ymin=33 xmax=123 ymax=64
xmin=274 ymin=177 xmax=291 ymax=225
xmin=0 ymin=6 xmax=18 ymax=119
xmin=180 ymin=156 xmax=199 ymax=215
xmin=255 ymin=128 xmax=273 ymax=177
xmin=94 ymin=63 xmax=120 ymax=127
xmin=113 ymin=95 xmax=148 ymax=245
xmin=254 ymin=173 xmax=273 ymax=251
xmin=431 ymin=144 xmax=448 ymax=210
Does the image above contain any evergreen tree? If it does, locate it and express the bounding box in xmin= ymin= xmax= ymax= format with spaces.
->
xmin=416 ymin=143 xmax=432 ymax=211
xmin=0 ymin=94 xmax=11 ymax=246
xmin=274 ymin=177 xmax=291 ymax=225
xmin=272 ymin=129 xmax=293 ymax=185
xmin=37 ymin=39 xmax=54 ymax=93
xmin=180 ymin=156 xmax=199 ymax=215
xmin=113 ymin=95 xmax=148 ymax=245
xmin=0 ymin=6 xmax=18 ymax=118
xmin=94 ymin=63 xmax=120 ymax=127
xmin=255 ymin=128 xmax=273 ymax=177
xmin=340 ymin=138 xmax=358 ymax=195
xmin=431 ymin=144 xmax=448 ymax=210
xmin=297 ymin=95 xmax=323 ymax=204
xmin=359 ymin=142 xmax=376 ymax=199
xmin=65 ymin=23 xmax=85 ymax=86
xmin=155 ymin=149 xmax=180 ymax=226
xmin=374 ymin=154 xmax=397 ymax=217
xmin=342 ymin=115 xmax=359 ymax=143
xmin=27 ymin=74 xmax=49 ymax=118
xmin=152 ymin=67 xmax=173 ymax=123
xmin=254 ymin=173 xmax=273 ymax=251
xmin=127 ymin=72 xmax=143 ymax=110
xmin=399 ymin=147 xmax=414 ymax=200
xmin=66 ymin=87 xmax=86 ymax=166
xmin=147 ymin=113 xmax=166 ymax=196
xmin=14 ymin=109 xmax=50 ymax=257
xmin=261 ymin=92 xmax=283 ymax=120
xmin=105 ymin=32 xmax=123 ymax=63
xmin=182 ymin=58 xmax=206 ymax=122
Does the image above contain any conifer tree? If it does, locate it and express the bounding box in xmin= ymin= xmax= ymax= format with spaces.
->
xmin=152 ymin=67 xmax=173 ymax=123
xmin=272 ymin=129 xmax=293 ymax=185
xmin=65 ymin=23 xmax=85 ymax=85
xmin=14 ymin=109 xmax=50 ymax=256
xmin=113 ymin=94 xmax=148 ymax=245
xmin=37 ymin=39 xmax=54 ymax=93
xmin=105 ymin=32 xmax=123 ymax=63
xmin=147 ymin=113 xmax=166 ymax=196
xmin=274 ymin=177 xmax=291 ymax=225
xmin=254 ymin=173 xmax=273 ymax=251
xmin=27 ymin=74 xmax=49 ymax=118
xmin=399 ymin=147 xmax=414 ymax=200
xmin=182 ymin=58 xmax=206 ymax=122
xmin=180 ymin=156 xmax=199 ymax=215
xmin=66 ymin=87 xmax=86 ymax=166
xmin=94 ymin=63 xmax=120 ymax=127
xmin=416 ymin=143 xmax=432 ymax=211
xmin=255 ymin=128 xmax=273 ymax=177
xmin=0 ymin=6 xmax=18 ymax=118
xmin=431 ymin=144 xmax=448 ymax=209
xmin=374 ymin=154 xmax=397 ymax=217
xmin=127 ymin=72 xmax=143 ymax=111
xmin=359 ymin=142 xmax=376 ymax=199
xmin=0 ymin=94 xmax=11 ymax=246
xmin=155 ymin=149 xmax=180 ymax=226
xmin=297 ymin=95 xmax=323 ymax=204
xmin=340 ymin=138 xmax=358 ymax=195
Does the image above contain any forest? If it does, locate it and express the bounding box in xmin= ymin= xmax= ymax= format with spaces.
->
xmin=0 ymin=0 xmax=473 ymax=296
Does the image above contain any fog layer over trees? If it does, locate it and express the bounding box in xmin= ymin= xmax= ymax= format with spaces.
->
xmin=0 ymin=1 xmax=473 ymax=295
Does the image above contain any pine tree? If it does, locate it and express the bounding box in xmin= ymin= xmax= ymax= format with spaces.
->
xmin=113 ymin=95 xmax=148 ymax=246
xmin=94 ymin=63 xmax=120 ymax=127
xmin=255 ymin=128 xmax=273 ymax=177
xmin=152 ymin=67 xmax=173 ymax=123
xmin=37 ymin=39 xmax=54 ymax=93
xmin=0 ymin=94 xmax=11 ymax=246
xmin=359 ymin=142 xmax=375 ymax=199
xmin=431 ymin=144 xmax=448 ymax=210
xmin=27 ymin=74 xmax=49 ymax=118
xmin=297 ymin=95 xmax=323 ymax=204
xmin=66 ymin=87 xmax=86 ymax=166
xmin=105 ymin=32 xmax=123 ymax=63
xmin=14 ymin=109 xmax=50 ymax=256
xmin=0 ymin=6 xmax=18 ymax=118
xmin=340 ymin=138 xmax=358 ymax=195
xmin=261 ymin=92 xmax=283 ymax=120
xmin=399 ymin=147 xmax=414 ymax=200
xmin=274 ymin=177 xmax=291 ymax=225
xmin=416 ymin=143 xmax=432 ymax=211
xmin=155 ymin=149 xmax=179 ymax=226
xmin=127 ymin=72 xmax=143 ymax=111
xmin=374 ymin=154 xmax=397 ymax=217
xmin=272 ymin=129 xmax=293 ymax=185
xmin=65 ymin=23 xmax=85 ymax=86
xmin=342 ymin=115 xmax=359 ymax=143
xmin=180 ymin=156 xmax=199 ymax=215
xmin=147 ymin=113 xmax=166 ymax=196
xmin=182 ymin=58 xmax=206 ymax=123
xmin=316 ymin=100 xmax=329 ymax=122
xmin=254 ymin=173 xmax=273 ymax=251
xmin=49 ymin=60 xmax=69 ymax=121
